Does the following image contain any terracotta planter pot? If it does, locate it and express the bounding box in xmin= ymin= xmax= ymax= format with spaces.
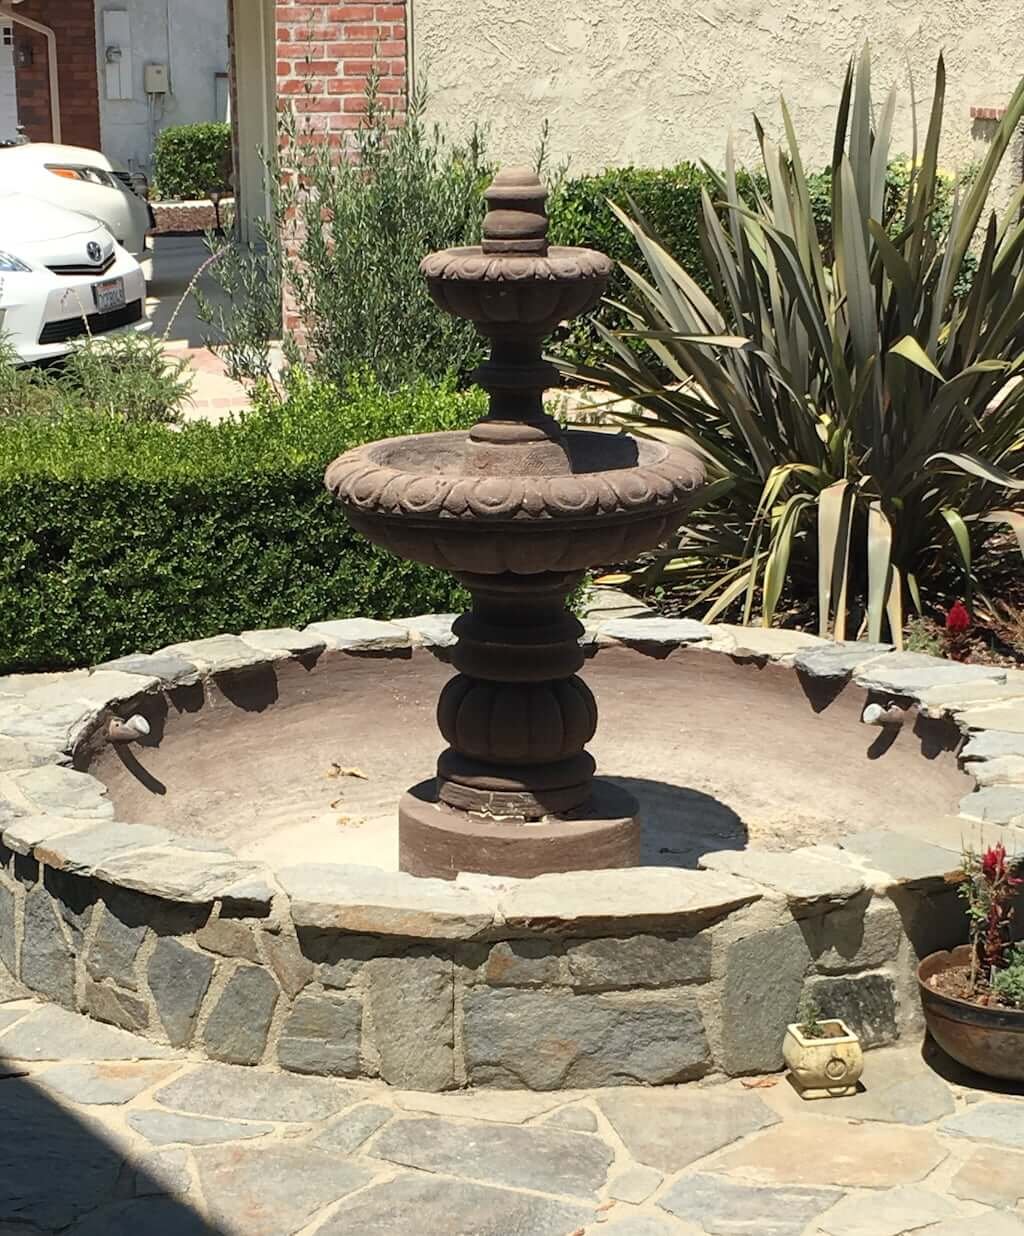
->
xmin=782 ymin=1019 xmax=864 ymax=1099
xmin=918 ymin=945 xmax=1024 ymax=1082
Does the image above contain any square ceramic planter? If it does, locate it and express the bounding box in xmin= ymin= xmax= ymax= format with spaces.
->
xmin=782 ymin=1019 xmax=863 ymax=1099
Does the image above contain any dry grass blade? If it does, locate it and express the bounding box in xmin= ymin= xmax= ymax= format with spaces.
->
xmin=867 ymin=501 xmax=893 ymax=643
xmin=817 ymin=480 xmax=854 ymax=639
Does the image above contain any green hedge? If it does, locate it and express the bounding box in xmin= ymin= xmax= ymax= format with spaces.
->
xmin=0 ymin=374 xmax=484 ymax=672
xmin=547 ymin=165 xmax=716 ymax=364
xmin=152 ymin=122 xmax=232 ymax=201
xmin=544 ymin=161 xmax=949 ymax=366
xmin=549 ymin=165 xmax=716 ymax=285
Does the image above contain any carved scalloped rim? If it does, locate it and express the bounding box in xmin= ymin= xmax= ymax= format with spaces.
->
xmin=325 ymin=439 xmax=705 ymax=523
xmin=420 ymin=245 xmax=613 ymax=283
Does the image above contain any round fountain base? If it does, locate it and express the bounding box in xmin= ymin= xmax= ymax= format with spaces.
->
xmin=399 ymin=778 xmax=640 ymax=880
xmin=1 ymin=619 xmax=995 ymax=1091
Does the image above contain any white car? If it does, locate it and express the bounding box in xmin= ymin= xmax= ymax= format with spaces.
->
xmin=0 ymin=142 xmax=153 ymax=257
xmin=0 ymin=193 xmax=150 ymax=364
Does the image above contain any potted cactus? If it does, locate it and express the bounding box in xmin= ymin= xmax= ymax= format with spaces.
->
xmin=919 ymin=843 xmax=1024 ymax=1081
xmin=783 ymin=995 xmax=864 ymax=1099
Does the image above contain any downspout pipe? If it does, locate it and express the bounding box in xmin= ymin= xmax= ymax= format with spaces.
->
xmin=0 ymin=3 xmax=61 ymax=143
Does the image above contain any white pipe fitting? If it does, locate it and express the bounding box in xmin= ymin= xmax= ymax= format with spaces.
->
xmin=862 ymin=702 xmax=909 ymax=728
xmin=107 ymin=715 xmax=151 ymax=743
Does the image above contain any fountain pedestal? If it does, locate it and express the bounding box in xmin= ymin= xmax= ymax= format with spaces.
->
xmin=399 ymin=566 xmax=641 ymax=879
xmin=326 ymin=167 xmax=705 ymax=879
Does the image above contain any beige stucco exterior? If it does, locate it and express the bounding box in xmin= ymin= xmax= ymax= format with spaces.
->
xmin=412 ymin=0 xmax=1024 ymax=196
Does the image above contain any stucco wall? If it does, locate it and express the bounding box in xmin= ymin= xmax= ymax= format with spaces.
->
xmin=95 ymin=0 xmax=229 ymax=174
xmin=412 ymin=0 xmax=1024 ymax=194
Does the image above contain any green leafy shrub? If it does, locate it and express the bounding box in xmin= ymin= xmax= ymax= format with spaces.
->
xmin=244 ymin=81 xmax=492 ymax=391
xmin=903 ymin=617 xmax=945 ymax=657
xmin=197 ymin=226 xmax=283 ymax=386
xmin=0 ymin=342 xmax=60 ymax=419
xmin=59 ymin=335 xmax=193 ymax=423
xmin=564 ymin=50 xmax=1024 ymax=639
xmin=0 ymin=371 xmax=483 ymax=672
xmin=0 ymin=334 xmax=193 ymax=424
xmin=152 ymin=122 xmax=232 ymax=201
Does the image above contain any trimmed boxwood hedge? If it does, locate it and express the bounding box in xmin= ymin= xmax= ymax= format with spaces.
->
xmin=549 ymin=166 xmax=716 ymax=289
xmin=546 ymin=163 xmax=832 ymax=366
xmin=152 ymin=122 xmax=232 ymax=201
xmin=544 ymin=161 xmax=963 ymax=366
xmin=0 ymin=373 xmax=484 ymax=673
xmin=547 ymin=165 xmax=719 ymax=365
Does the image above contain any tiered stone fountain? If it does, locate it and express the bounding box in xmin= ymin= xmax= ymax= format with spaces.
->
xmin=325 ymin=168 xmax=705 ymax=879
xmin=0 ymin=167 xmax=988 ymax=1091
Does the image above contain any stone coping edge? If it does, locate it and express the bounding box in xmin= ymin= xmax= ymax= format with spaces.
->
xmin=0 ymin=613 xmax=1022 ymax=939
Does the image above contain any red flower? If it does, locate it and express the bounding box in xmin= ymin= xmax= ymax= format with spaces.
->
xmin=982 ymin=843 xmax=1006 ymax=882
xmin=946 ymin=601 xmax=971 ymax=634
xmin=980 ymin=842 xmax=1023 ymax=888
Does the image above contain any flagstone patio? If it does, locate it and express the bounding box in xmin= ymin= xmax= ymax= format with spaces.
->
xmin=1 ymin=984 xmax=1021 ymax=1236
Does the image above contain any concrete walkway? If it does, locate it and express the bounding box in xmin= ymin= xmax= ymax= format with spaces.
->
xmin=1 ymin=984 xmax=1022 ymax=1235
xmin=143 ymin=236 xmax=227 ymax=349
xmin=142 ymin=235 xmax=254 ymax=423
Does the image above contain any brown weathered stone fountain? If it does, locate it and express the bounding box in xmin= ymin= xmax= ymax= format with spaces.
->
xmin=325 ymin=167 xmax=705 ymax=879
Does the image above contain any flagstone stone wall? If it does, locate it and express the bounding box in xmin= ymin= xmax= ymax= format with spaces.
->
xmin=1 ymin=616 xmax=1020 ymax=1090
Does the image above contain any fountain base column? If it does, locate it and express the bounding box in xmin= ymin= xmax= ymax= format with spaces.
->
xmin=399 ymin=779 xmax=640 ymax=880
xmin=397 ymin=569 xmax=640 ymax=880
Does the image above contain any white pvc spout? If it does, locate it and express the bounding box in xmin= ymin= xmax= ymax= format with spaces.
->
xmin=107 ymin=715 xmax=151 ymax=743
xmin=862 ymin=702 xmax=908 ymax=728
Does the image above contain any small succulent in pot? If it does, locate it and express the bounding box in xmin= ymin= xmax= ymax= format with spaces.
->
xmin=991 ymin=945 xmax=1024 ymax=1010
xmin=783 ymin=994 xmax=864 ymax=1100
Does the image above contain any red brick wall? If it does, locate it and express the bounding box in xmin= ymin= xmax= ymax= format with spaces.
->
xmin=13 ymin=0 xmax=101 ymax=148
xmin=12 ymin=26 xmax=50 ymax=144
xmin=275 ymin=1 xmax=408 ymax=140
xmin=275 ymin=1 xmax=409 ymax=334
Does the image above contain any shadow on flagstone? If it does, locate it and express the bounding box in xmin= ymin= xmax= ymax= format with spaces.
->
xmin=0 ymin=1067 xmax=221 ymax=1235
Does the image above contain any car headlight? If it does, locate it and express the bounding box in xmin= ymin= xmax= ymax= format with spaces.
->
xmin=0 ymin=250 xmax=30 ymax=272
xmin=46 ymin=164 xmax=116 ymax=188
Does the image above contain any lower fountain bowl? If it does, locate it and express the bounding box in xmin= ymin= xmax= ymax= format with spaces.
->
xmin=3 ymin=624 xmax=981 ymax=1091
xmin=325 ymin=429 xmax=706 ymax=574
xmin=399 ymin=778 xmax=641 ymax=880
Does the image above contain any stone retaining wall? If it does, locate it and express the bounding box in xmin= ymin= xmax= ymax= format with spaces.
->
xmin=1 ymin=615 xmax=1022 ymax=1091
xmin=150 ymin=200 xmax=236 ymax=235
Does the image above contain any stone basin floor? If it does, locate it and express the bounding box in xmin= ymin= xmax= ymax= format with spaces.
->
xmin=2 ymin=984 xmax=1023 ymax=1236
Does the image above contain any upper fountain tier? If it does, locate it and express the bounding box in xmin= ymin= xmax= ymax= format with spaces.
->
xmin=325 ymin=167 xmax=705 ymax=576
xmin=419 ymin=165 xmax=617 ymax=341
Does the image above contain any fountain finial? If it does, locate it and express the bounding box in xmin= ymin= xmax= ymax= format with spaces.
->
xmin=481 ymin=166 xmax=549 ymax=256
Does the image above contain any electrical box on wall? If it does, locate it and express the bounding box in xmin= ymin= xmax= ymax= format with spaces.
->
xmin=102 ymin=9 xmax=132 ymax=101
xmin=144 ymin=62 xmax=169 ymax=95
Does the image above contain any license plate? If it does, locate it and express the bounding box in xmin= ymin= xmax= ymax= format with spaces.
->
xmin=93 ymin=277 xmax=125 ymax=314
